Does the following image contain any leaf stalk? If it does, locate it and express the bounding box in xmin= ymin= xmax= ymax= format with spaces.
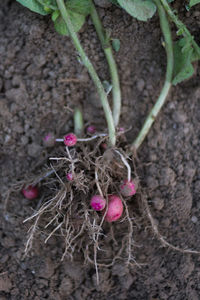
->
xmin=56 ymin=0 xmax=116 ymax=146
xmin=89 ymin=0 xmax=121 ymax=127
xmin=131 ymin=0 xmax=174 ymax=151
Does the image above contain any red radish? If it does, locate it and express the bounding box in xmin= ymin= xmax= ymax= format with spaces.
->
xmin=43 ymin=132 xmax=55 ymax=147
xmin=105 ymin=195 xmax=123 ymax=222
xmin=90 ymin=195 xmax=106 ymax=211
xmin=66 ymin=172 xmax=73 ymax=181
xmin=64 ymin=133 xmax=77 ymax=147
xmin=87 ymin=125 xmax=96 ymax=134
xmin=101 ymin=143 xmax=107 ymax=150
xmin=22 ymin=185 xmax=39 ymax=200
xmin=120 ymin=179 xmax=136 ymax=197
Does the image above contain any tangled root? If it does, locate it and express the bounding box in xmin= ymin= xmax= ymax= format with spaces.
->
xmin=6 ymin=135 xmax=140 ymax=283
xmin=141 ymin=193 xmax=200 ymax=255
xmin=6 ymin=132 xmax=200 ymax=286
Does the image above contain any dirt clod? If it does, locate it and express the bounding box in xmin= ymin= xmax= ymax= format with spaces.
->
xmin=0 ymin=275 xmax=12 ymax=292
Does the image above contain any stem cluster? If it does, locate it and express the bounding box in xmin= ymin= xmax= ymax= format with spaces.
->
xmin=56 ymin=0 xmax=117 ymax=146
xmin=132 ymin=0 xmax=173 ymax=150
xmin=56 ymin=0 xmax=199 ymax=151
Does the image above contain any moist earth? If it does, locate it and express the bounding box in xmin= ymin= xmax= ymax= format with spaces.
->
xmin=0 ymin=0 xmax=200 ymax=299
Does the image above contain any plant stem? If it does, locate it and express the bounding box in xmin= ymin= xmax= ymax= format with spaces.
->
xmin=89 ymin=0 xmax=121 ymax=127
xmin=74 ymin=107 xmax=84 ymax=137
xmin=131 ymin=0 xmax=173 ymax=151
xmin=160 ymin=0 xmax=200 ymax=56
xmin=56 ymin=0 xmax=116 ymax=146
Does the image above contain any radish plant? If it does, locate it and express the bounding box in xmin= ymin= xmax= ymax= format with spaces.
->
xmin=16 ymin=0 xmax=121 ymax=146
xmin=13 ymin=0 xmax=132 ymax=265
xmin=110 ymin=0 xmax=200 ymax=150
xmin=13 ymin=0 xmax=200 ymax=279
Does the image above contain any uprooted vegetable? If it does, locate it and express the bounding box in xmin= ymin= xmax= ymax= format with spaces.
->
xmin=105 ymin=195 xmax=123 ymax=222
xmin=11 ymin=0 xmax=200 ymax=286
xmin=22 ymin=185 xmax=39 ymax=200
xmin=90 ymin=195 xmax=106 ymax=211
xmin=120 ymin=179 xmax=137 ymax=197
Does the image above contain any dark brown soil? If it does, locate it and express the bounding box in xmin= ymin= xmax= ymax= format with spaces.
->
xmin=1 ymin=1 xmax=200 ymax=299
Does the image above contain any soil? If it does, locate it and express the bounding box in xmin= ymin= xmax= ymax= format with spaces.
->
xmin=0 ymin=1 xmax=200 ymax=299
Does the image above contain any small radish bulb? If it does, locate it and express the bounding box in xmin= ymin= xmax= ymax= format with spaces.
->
xmin=101 ymin=143 xmax=107 ymax=150
xmin=120 ymin=179 xmax=136 ymax=197
xmin=105 ymin=195 xmax=123 ymax=222
xmin=64 ymin=133 xmax=77 ymax=147
xmin=22 ymin=185 xmax=39 ymax=200
xmin=66 ymin=172 xmax=73 ymax=181
xmin=87 ymin=125 xmax=96 ymax=134
xmin=90 ymin=195 xmax=106 ymax=211
xmin=43 ymin=132 xmax=55 ymax=147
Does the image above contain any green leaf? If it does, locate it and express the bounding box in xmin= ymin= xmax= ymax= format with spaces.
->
xmin=172 ymin=38 xmax=196 ymax=85
xmin=16 ymin=0 xmax=48 ymax=15
xmin=46 ymin=0 xmax=57 ymax=6
xmin=189 ymin=0 xmax=200 ymax=8
xmin=112 ymin=38 xmax=120 ymax=52
xmin=54 ymin=11 xmax=85 ymax=35
xmin=117 ymin=0 xmax=156 ymax=21
xmin=191 ymin=47 xmax=200 ymax=61
xmin=66 ymin=0 xmax=91 ymax=16
xmin=41 ymin=0 xmax=57 ymax=13
xmin=51 ymin=9 xmax=60 ymax=22
xmin=176 ymin=27 xmax=184 ymax=36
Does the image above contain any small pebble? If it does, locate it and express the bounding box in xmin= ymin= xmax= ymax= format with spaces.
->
xmin=191 ymin=216 xmax=198 ymax=223
xmin=153 ymin=198 xmax=164 ymax=210
xmin=137 ymin=78 xmax=145 ymax=92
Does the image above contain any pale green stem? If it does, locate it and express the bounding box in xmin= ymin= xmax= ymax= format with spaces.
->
xmin=131 ymin=0 xmax=173 ymax=151
xmin=74 ymin=107 xmax=84 ymax=137
xmin=56 ymin=0 xmax=116 ymax=146
xmin=90 ymin=0 xmax=121 ymax=127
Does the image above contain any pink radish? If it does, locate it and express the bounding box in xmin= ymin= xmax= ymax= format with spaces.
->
xmin=101 ymin=143 xmax=107 ymax=150
xmin=105 ymin=195 xmax=123 ymax=222
xmin=66 ymin=172 xmax=73 ymax=181
xmin=64 ymin=133 xmax=77 ymax=147
xmin=87 ymin=125 xmax=96 ymax=134
xmin=22 ymin=185 xmax=39 ymax=200
xmin=43 ymin=132 xmax=55 ymax=147
xmin=120 ymin=179 xmax=136 ymax=197
xmin=90 ymin=195 xmax=106 ymax=211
